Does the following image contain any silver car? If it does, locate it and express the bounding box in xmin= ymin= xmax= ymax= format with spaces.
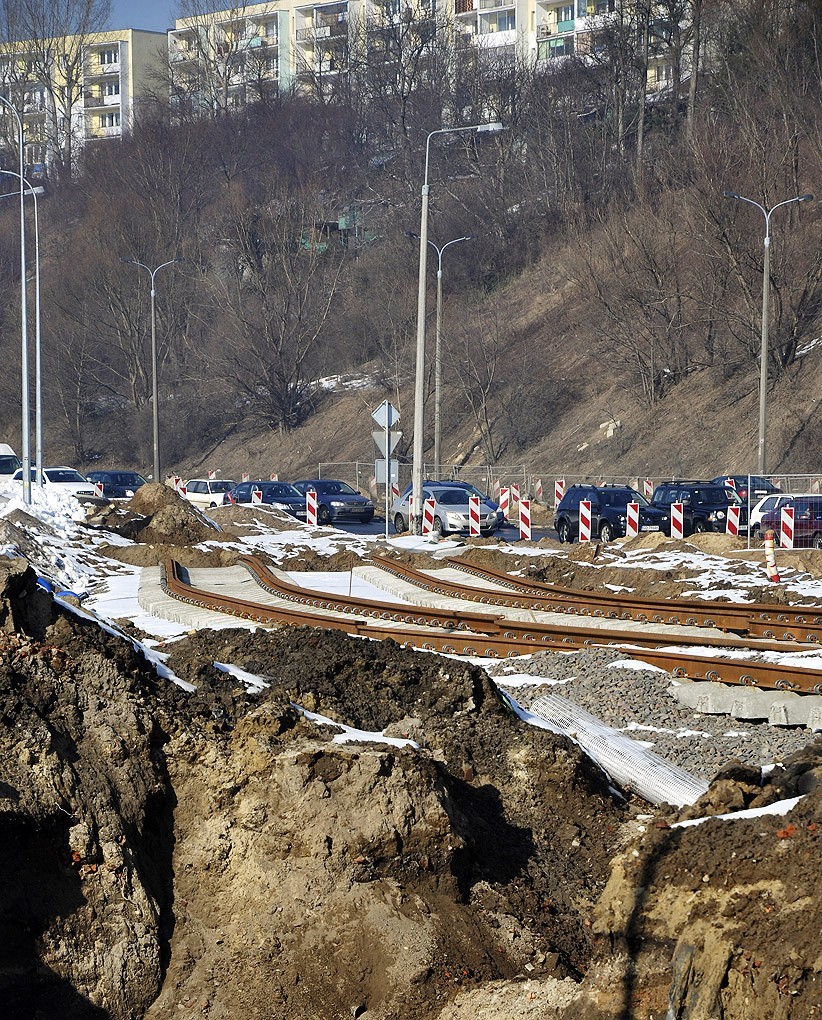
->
xmin=392 ymin=484 xmax=500 ymax=535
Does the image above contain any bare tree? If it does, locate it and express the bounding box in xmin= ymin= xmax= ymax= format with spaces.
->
xmin=0 ymin=0 xmax=112 ymax=183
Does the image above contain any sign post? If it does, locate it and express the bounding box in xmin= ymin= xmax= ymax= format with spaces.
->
xmin=372 ymin=400 xmax=400 ymax=539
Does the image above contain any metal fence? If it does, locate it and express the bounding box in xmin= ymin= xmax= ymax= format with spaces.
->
xmin=317 ymin=462 xmax=821 ymax=512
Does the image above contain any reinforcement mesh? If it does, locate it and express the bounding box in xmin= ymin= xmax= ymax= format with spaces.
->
xmin=527 ymin=692 xmax=709 ymax=807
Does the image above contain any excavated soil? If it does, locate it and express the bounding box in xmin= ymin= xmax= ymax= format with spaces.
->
xmin=1 ymin=489 xmax=820 ymax=1018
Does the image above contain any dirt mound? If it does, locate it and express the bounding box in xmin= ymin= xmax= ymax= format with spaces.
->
xmin=97 ymin=542 xmax=241 ymax=569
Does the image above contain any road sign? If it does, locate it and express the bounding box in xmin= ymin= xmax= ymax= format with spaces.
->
xmin=375 ymin=458 xmax=399 ymax=484
xmin=372 ymin=430 xmax=402 ymax=458
xmin=372 ymin=400 xmax=399 ymax=430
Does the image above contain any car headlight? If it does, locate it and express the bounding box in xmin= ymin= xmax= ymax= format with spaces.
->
xmin=446 ymin=512 xmax=466 ymax=524
xmin=330 ymin=500 xmax=345 ymax=507
xmin=125 ymin=489 xmax=134 ymax=496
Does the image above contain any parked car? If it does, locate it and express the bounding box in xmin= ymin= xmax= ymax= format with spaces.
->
xmin=291 ymin=479 xmax=375 ymax=524
xmin=749 ymin=493 xmax=810 ymax=538
xmin=400 ymin=479 xmax=505 ymax=527
xmin=223 ymin=480 xmax=307 ymax=520
xmin=710 ymin=475 xmax=780 ymax=503
xmin=12 ymin=466 xmax=97 ymax=500
xmin=554 ymin=484 xmax=668 ymax=543
xmin=86 ymin=470 xmax=148 ymax=499
xmin=0 ymin=443 xmax=21 ymax=478
xmin=651 ymin=481 xmax=747 ymax=535
xmin=392 ymin=484 xmax=500 ymax=536
xmin=759 ymin=495 xmax=822 ymax=548
xmin=184 ymin=477 xmax=237 ymax=509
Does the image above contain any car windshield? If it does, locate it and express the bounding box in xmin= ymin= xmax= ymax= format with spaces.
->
xmin=210 ymin=481 xmax=234 ymax=493
xmin=318 ymin=481 xmax=358 ymax=496
xmin=266 ymin=483 xmax=301 ymax=497
xmin=598 ymin=489 xmax=649 ymax=507
xmin=111 ymin=472 xmax=146 ymax=487
xmin=0 ymin=455 xmax=20 ymax=473
xmin=433 ymin=488 xmax=471 ymax=506
xmin=46 ymin=469 xmax=87 ymax=483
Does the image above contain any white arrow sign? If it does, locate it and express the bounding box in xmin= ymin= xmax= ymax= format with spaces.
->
xmin=372 ymin=400 xmax=399 ymax=431
xmin=372 ymin=429 xmax=402 ymax=458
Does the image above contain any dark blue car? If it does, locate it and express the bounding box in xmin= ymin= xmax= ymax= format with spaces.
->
xmin=224 ymin=480 xmax=307 ymax=519
xmin=291 ymin=479 xmax=375 ymax=524
xmin=86 ymin=470 xmax=148 ymax=499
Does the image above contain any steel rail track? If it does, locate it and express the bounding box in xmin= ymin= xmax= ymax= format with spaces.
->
xmin=365 ymin=555 xmax=822 ymax=643
xmin=445 ymin=558 xmax=822 ymax=641
xmin=160 ymin=559 xmax=822 ymax=694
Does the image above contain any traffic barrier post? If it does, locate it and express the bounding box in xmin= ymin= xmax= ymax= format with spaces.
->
xmin=764 ymin=530 xmax=780 ymax=582
xmin=93 ymin=481 xmax=104 ymax=500
xmin=422 ymin=498 xmax=436 ymax=536
xmin=554 ymin=478 xmax=566 ymax=508
xmin=579 ymin=499 xmax=592 ymax=542
xmin=208 ymin=469 xmax=216 ymax=480
xmin=270 ymin=473 xmax=279 ymax=481
xmin=468 ymin=496 xmax=481 ymax=537
xmin=511 ymin=483 xmax=520 ymax=508
xmin=519 ymin=499 xmax=532 ymax=541
xmin=242 ymin=472 xmax=250 ymax=483
xmin=671 ymin=502 xmax=684 ymax=540
xmin=251 ymin=488 xmax=263 ymax=506
xmin=726 ymin=505 xmax=740 ymax=537
xmin=626 ymin=501 xmax=639 ymax=538
xmin=306 ymin=488 xmax=318 ymax=526
xmin=534 ymin=478 xmax=543 ymax=502
xmin=499 ymin=487 xmax=510 ymax=520
xmin=643 ymin=478 xmax=653 ymax=499
xmin=780 ymin=507 xmax=794 ymax=550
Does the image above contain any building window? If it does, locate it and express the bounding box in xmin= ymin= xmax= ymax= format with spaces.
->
xmin=556 ymin=4 xmax=574 ymax=21
xmin=103 ymin=81 xmax=119 ymax=96
xmin=100 ymin=110 xmax=120 ymax=128
xmin=100 ymin=48 xmax=118 ymax=65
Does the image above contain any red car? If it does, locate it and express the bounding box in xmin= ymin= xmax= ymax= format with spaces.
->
xmin=759 ymin=496 xmax=822 ymax=548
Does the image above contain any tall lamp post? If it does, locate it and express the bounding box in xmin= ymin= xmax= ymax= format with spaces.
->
xmin=411 ymin=122 xmax=503 ymax=533
xmin=0 ymin=172 xmax=44 ymax=486
xmin=722 ymin=189 xmax=813 ymax=474
xmin=406 ymin=231 xmax=475 ymax=479
xmin=120 ymin=256 xmax=184 ymax=483
xmin=0 ymin=95 xmax=31 ymax=504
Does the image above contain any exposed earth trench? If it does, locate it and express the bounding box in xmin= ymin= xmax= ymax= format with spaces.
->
xmin=0 ymin=486 xmax=820 ymax=1019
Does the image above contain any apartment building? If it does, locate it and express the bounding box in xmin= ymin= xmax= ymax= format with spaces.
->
xmin=0 ymin=28 xmax=166 ymax=177
xmin=166 ymin=0 xmax=685 ymax=111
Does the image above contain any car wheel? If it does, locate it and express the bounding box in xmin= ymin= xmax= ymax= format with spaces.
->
xmin=813 ymin=533 xmax=822 ymax=550
xmin=432 ymin=516 xmax=445 ymax=535
xmin=557 ymin=520 xmax=571 ymax=544
xmin=394 ymin=513 xmax=406 ymax=533
xmin=600 ymin=521 xmax=614 ymax=542
xmin=693 ymin=519 xmax=707 ymax=534
xmin=318 ymin=504 xmax=332 ymax=525
xmin=209 ymin=501 xmax=217 ymax=508
xmin=751 ymin=525 xmax=761 ymax=540
xmin=362 ymin=511 xmax=374 ymax=524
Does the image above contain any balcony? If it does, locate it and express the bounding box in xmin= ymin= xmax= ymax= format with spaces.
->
xmin=84 ymin=59 xmax=120 ymax=77
xmin=94 ymin=125 xmax=121 ymax=138
xmin=84 ymin=92 xmax=120 ymax=108
xmin=454 ymin=0 xmax=476 ymax=14
xmin=479 ymin=0 xmax=514 ymax=9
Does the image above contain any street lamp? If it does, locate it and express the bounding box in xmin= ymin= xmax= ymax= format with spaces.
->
xmin=411 ymin=121 xmax=503 ymax=533
xmin=120 ymin=256 xmax=184 ymax=483
xmin=722 ymin=188 xmax=813 ymax=474
xmin=406 ymin=230 xmax=475 ymax=478
xmin=0 ymin=95 xmax=31 ymax=504
xmin=0 ymin=173 xmax=45 ymax=486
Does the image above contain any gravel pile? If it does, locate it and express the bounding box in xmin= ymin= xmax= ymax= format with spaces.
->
xmin=487 ymin=648 xmax=818 ymax=783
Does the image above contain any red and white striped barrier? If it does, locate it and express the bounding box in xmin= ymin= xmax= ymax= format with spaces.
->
xmin=468 ymin=496 xmax=481 ymax=537
xmin=492 ymin=478 xmax=501 ymax=497
xmin=93 ymin=481 xmax=104 ymax=499
xmin=208 ymin=469 xmax=217 ymax=480
xmin=643 ymin=478 xmax=653 ymax=500
xmin=764 ymin=530 xmax=780 ymax=582
xmin=724 ymin=477 xmax=736 ymax=490
xmin=725 ymin=505 xmax=741 ymax=537
xmin=626 ymin=501 xmax=639 ymax=538
xmin=242 ymin=472 xmax=250 ymax=483
xmin=554 ymin=478 xmax=566 ymax=508
xmin=511 ymin=483 xmax=520 ymax=507
xmin=579 ymin=499 xmax=592 ymax=542
xmin=391 ymin=481 xmax=400 ymax=502
xmin=671 ymin=502 xmax=684 ymax=540
xmin=780 ymin=506 xmax=794 ymax=550
xmin=408 ymin=494 xmax=415 ymax=523
xmin=306 ymin=488 xmax=318 ymax=526
xmin=422 ymin=497 xmax=436 ymax=536
xmin=519 ymin=499 xmax=532 ymax=541
xmin=811 ymin=478 xmax=820 ymax=495
xmin=499 ymin=487 xmax=510 ymax=520
xmin=251 ymin=488 xmax=263 ymax=506
xmin=270 ymin=473 xmax=279 ymax=481
xmin=534 ymin=478 xmax=543 ymax=502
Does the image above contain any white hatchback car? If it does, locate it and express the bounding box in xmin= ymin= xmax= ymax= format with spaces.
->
xmin=12 ymin=466 xmax=97 ymax=499
xmin=184 ymin=478 xmax=237 ymax=509
xmin=749 ymin=493 xmax=814 ymax=538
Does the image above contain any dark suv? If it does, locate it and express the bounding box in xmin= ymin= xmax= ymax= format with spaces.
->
xmin=710 ymin=475 xmax=780 ymax=503
xmin=651 ymin=481 xmax=747 ymax=535
xmin=554 ymin=484 xmax=668 ymax=543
